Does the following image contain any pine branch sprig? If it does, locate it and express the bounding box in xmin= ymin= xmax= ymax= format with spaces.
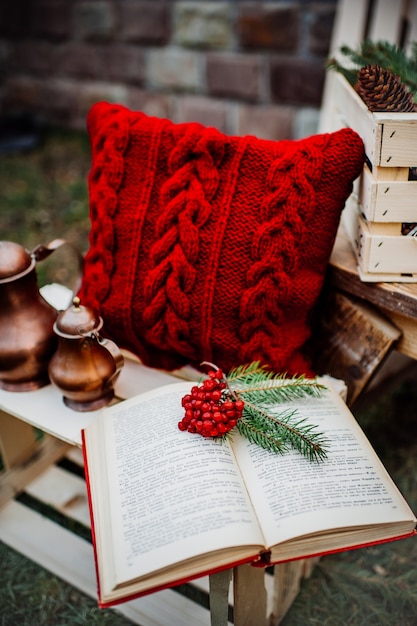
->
xmin=237 ymin=399 xmax=329 ymax=462
xmin=225 ymin=362 xmax=329 ymax=461
xmin=227 ymin=362 xmax=327 ymax=404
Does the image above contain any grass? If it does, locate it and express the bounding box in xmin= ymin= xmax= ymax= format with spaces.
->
xmin=0 ymin=129 xmax=416 ymax=625
xmin=0 ymin=126 xmax=91 ymax=288
xmin=0 ymin=543 xmax=134 ymax=626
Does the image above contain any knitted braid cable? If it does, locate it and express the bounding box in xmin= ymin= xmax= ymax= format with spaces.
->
xmin=142 ymin=126 xmax=225 ymax=360
xmin=239 ymin=140 xmax=324 ymax=368
xmin=83 ymin=105 xmax=132 ymax=310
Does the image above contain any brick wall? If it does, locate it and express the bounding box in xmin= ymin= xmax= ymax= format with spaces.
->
xmin=0 ymin=0 xmax=337 ymax=140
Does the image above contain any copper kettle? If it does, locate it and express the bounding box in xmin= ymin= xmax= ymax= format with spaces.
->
xmin=48 ymin=297 xmax=124 ymax=411
xmin=0 ymin=239 xmax=68 ymax=391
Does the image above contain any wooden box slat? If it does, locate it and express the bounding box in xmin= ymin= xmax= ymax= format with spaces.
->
xmin=357 ymin=215 xmax=417 ymax=278
xmin=360 ymin=165 xmax=417 ymax=222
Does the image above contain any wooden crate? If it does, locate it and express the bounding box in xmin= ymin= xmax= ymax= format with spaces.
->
xmin=330 ymin=71 xmax=417 ymax=282
xmin=331 ymin=72 xmax=417 ymax=169
xmin=356 ymin=215 xmax=417 ymax=281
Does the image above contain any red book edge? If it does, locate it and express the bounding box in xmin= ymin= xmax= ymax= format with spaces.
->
xmin=81 ymin=429 xmax=102 ymax=603
xmin=82 ymin=429 xmax=417 ymax=609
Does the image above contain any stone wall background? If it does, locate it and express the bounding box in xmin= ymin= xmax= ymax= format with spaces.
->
xmin=0 ymin=0 xmax=338 ymax=140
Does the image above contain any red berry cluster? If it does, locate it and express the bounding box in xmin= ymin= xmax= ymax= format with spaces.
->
xmin=178 ymin=368 xmax=244 ymax=437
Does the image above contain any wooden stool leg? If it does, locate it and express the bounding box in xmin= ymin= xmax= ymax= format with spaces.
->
xmin=0 ymin=411 xmax=70 ymax=509
xmin=268 ymin=561 xmax=306 ymax=625
xmin=0 ymin=410 xmax=38 ymax=469
xmin=209 ymin=569 xmax=232 ymax=626
xmin=233 ymin=565 xmax=267 ymax=626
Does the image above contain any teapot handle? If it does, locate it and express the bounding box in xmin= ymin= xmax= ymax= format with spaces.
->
xmin=32 ymin=238 xmax=84 ymax=296
xmin=100 ymin=338 xmax=124 ymax=368
xmin=97 ymin=337 xmax=125 ymax=381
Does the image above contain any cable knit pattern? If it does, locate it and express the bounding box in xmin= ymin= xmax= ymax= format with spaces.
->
xmin=239 ymin=139 xmax=324 ymax=370
xmin=142 ymin=126 xmax=225 ymax=361
xmin=79 ymin=103 xmax=365 ymax=375
xmin=81 ymin=104 xmax=132 ymax=310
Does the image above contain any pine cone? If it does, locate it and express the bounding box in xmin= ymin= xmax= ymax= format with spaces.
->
xmin=355 ymin=64 xmax=416 ymax=112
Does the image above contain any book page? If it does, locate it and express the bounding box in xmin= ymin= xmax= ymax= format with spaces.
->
xmin=231 ymin=386 xmax=416 ymax=554
xmin=88 ymin=382 xmax=263 ymax=592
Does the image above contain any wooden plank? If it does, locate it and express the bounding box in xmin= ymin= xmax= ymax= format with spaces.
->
xmin=0 ymin=499 xmax=96 ymax=598
xmin=386 ymin=310 xmax=417 ymax=359
xmin=368 ymin=165 xmax=410 ymax=181
xmin=357 ymin=267 xmax=417 ymax=283
xmin=357 ymin=216 xmax=417 ymax=275
xmin=0 ymin=410 xmax=37 ymax=469
xmin=361 ymin=222 xmax=403 ymax=236
xmin=0 ymin=500 xmax=214 ymax=626
xmin=360 ymin=166 xmax=417 ymax=222
xmin=233 ymin=564 xmax=267 ymax=626
xmin=209 ymin=569 xmax=232 ymax=626
xmin=0 ymin=384 xmax=97 ymax=448
xmin=311 ymin=289 xmax=401 ymax=405
xmin=65 ymin=445 xmax=85 ymax=467
xmin=195 ymin=575 xmax=233 ymax=604
xmin=329 ymin=223 xmax=417 ymax=320
xmin=24 ymin=464 xmax=91 ymax=527
xmin=318 ymin=0 xmax=368 ymax=135
xmin=0 ymin=436 xmax=70 ymax=508
xmin=329 ymin=0 xmax=368 ymax=53
xmin=331 ymin=73 xmax=382 ymax=163
xmin=405 ymin=0 xmax=417 ymax=52
xmin=368 ymin=0 xmax=404 ymax=43
xmin=378 ymin=119 xmax=417 ymax=167
xmin=269 ymin=561 xmax=305 ymax=626
xmin=0 ymin=360 xmax=184 ymax=448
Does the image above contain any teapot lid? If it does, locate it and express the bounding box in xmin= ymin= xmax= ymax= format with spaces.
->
xmin=54 ymin=296 xmax=103 ymax=337
xmin=0 ymin=241 xmax=33 ymax=280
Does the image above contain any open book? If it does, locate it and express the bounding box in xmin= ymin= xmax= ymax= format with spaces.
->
xmin=82 ymin=379 xmax=416 ymax=607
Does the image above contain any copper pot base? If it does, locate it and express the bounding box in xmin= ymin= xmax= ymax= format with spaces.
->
xmin=0 ymin=375 xmax=50 ymax=392
xmin=63 ymin=389 xmax=115 ymax=412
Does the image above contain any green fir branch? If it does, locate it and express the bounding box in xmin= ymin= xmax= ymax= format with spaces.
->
xmin=227 ymin=361 xmax=326 ymax=405
xmin=237 ymin=399 xmax=329 ymax=462
xmin=237 ymin=416 xmax=286 ymax=456
xmin=223 ymin=361 xmax=329 ymax=461
xmin=235 ymin=378 xmax=325 ymax=406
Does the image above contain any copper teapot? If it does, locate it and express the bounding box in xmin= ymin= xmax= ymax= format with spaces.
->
xmin=0 ymin=239 xmax=69 ymax=391
xmin=48 ymin=297 xmax=124 ymax=411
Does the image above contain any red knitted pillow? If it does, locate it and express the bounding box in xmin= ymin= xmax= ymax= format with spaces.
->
xmin=79 ymin=103 xmax=364 ymax=375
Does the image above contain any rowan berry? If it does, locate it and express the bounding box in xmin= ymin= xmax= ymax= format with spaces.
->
xmin=178 ymin=366 xmax=244 ymax=438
